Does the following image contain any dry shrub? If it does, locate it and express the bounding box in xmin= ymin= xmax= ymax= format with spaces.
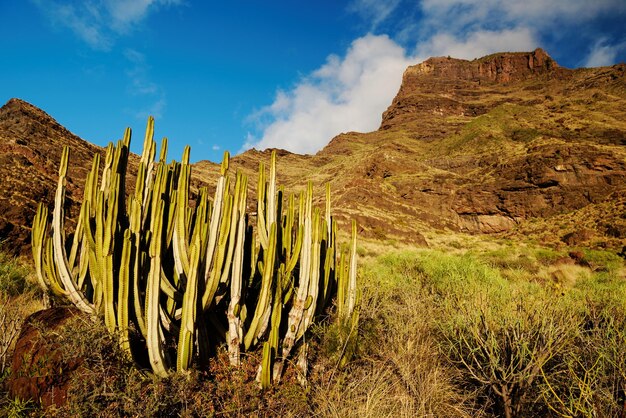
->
xmin=0 ymin=295 xmax=21 ymax=378
xmin=440 ymin=296 xmax=577 ymax=418
xmin=434 ymin=247 xmax=626 ymax=417
xmin=546 ymin=263 xmax=590 ymax=290
xmin=5 ymin=246 xmax=623 ymax=417
xmin=308 ymin=252 xmax=479 ymax=417
xmin=0 ymin=252 xmax=35 ymax=298
xmin=541 ymin=311 xmax=626 ymax=417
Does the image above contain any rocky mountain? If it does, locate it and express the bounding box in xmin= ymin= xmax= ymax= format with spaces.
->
xmin=1 ymin=48 xmax=625 ymax=255
xmin=0 ymin=99 xmax=102 ymax=255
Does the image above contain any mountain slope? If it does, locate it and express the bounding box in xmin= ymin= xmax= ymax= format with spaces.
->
xmin=240 ymin=49 xmax=626 ymax=245
xmin=1 ymin=48 xmax=625 ymax=255
xmin=310 ymin=49 xmax=626 ymax=244
xmin=0 ymin=99 xmax=105 ymax=255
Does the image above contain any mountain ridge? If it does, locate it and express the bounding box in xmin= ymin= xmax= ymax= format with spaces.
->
xmin=1 ymin=49 xmax=626 ymax=255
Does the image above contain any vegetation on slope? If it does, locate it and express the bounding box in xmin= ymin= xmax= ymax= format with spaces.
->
xmin=2 ymin=235 xmax=625 ymax=416
xmin=0 ymin=249 xmax=43 ymax=416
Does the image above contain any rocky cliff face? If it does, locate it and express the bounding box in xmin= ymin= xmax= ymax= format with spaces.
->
xmin=410 ymin=48 xmax=558 ymax=82
xmin=324 ymin=49 xmax=626 ymax=244
xmin=1 ymin=49 xmax=626 ymax=253
xmin=380 ymin=49 xmax=569 ymax=131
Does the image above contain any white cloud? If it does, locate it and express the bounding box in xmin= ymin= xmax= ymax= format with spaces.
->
xmin=419 ymin=0 xmax=626 ymax=30
xmin=413 ymin=0 xmax=626 ymax=64
xmin=32 ymin=0 xmax=112 ymax=50
xmin=33 ymin=1 xmax=173 ymax=122
xmin=123 ymin=48 xmax=146 ymax=64
xmin=416 ymin=27 xmax=538 ymax=60
xmin=348 ymin=0 xmax=402 ymax=30
xmin=32 ymin=0 xmax=183 ymax=49
xmin=124 ymin=49 xmax=158 ymax=95
xmin=121 ymin=48 xmax=166 ymax=120
xmin=584 ymin=39 xmax=625 ymax=67
xmin=104 ymin=0 xmax=183 ymax=33
xmin=244 ymin=13 xmax=541 ymax=155
xmin=245 ymin=34 xmax=415 ymax=155
xmin=414 ymin=0 xmax=626 ymax=67
xmin=135 ymin=97 xmax=166 ymax=120
xmin=244 ymin=0 xmax=626 ymax=156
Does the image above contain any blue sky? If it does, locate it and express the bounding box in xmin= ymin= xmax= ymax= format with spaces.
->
xmin=1 ymin=1 xmax=625 ymax=162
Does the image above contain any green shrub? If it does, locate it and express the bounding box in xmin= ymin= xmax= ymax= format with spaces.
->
xmin=370 ymin=248 xmax=626 ymax=417
xmin=541 ymin=307 xmax=626 ymax=416
xmin=0 ymin=252 xmax=37 ymax=298
xmin=414 ymin=250 xmax=509 ymax=302
xmin=533 ymin=247 xmax=564 ymax=266
xmin=582 ymin=249 xmax=624 ymax=272
xmin=0 ymin=251 xmax=41 ymax=398
xmin=8 ymin=237 xmax=624 ymax=416
xmin=567 ymin=268 xmax=626 ymax=316
xmin=2 ymin=397 xmax=35 ymax=418
xmin=481 ymin=249 xmax=540 ymax=273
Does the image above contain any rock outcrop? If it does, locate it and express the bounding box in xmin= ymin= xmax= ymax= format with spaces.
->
xmin=6 ymin=307 xmax=83 ymax=408
xmin=409 ymin=48 xmax=558 ymax=83
xmin=380 ymin=49 xmax=568 ymax=131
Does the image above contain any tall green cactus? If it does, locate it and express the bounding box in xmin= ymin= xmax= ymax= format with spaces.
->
xmin=51 ymin=147 xmax=95 ymax=314
xmin=335 ymin=219 xmax=360 ymax=368
xmin=227 ymin=170 xmax=248 ymax=366
xmin=31 ymin=119 xmax=359 ymax=385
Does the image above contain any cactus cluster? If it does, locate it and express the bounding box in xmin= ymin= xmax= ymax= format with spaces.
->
xmin=31 ymin=118 xmax=359 ymax=386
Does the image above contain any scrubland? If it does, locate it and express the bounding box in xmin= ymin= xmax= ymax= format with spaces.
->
xmin=1 ymin=235 xmax=625 ymax=417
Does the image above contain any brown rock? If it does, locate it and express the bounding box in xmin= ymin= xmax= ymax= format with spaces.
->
xmin=6 ymin=307 xmax=83 ymax=408
xmin=410 ymin=48 xmax=557 ymax=83
xmin=568 ymin=250 xmax=591 ymax=267
xmin=380 ymin=49 xmax=565 ymax=131
xmin=562 ymin=229 xmax=596 ymax=246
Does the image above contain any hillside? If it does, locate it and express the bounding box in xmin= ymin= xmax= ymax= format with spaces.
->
xmin=1 ymin=48 xmax=625 ymax=255
xmin=0 ymin=99 xmax=103 ymax=255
